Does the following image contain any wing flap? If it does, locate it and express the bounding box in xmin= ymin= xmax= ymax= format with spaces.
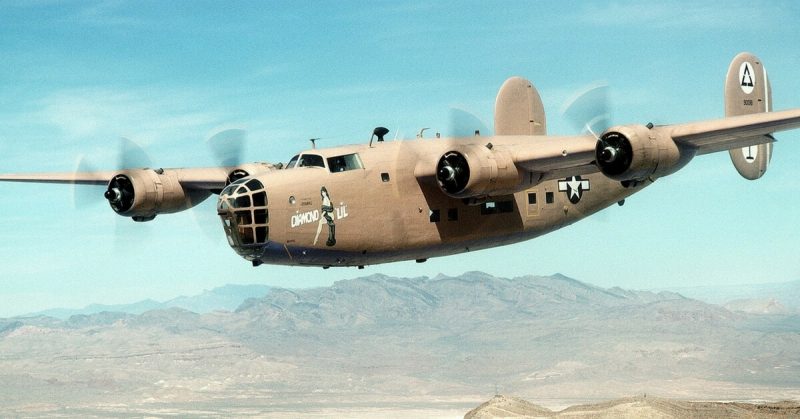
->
xmin=509 ymin=134 xmax=599 ymax=181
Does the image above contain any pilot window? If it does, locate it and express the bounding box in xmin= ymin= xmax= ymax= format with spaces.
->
xmin=327 ymin=153 xmax=363 ymax=173
xmin=297 ymin=154 xmax=325 ymax=168
xmin=287 ymin=155 xmax=299 ymax=168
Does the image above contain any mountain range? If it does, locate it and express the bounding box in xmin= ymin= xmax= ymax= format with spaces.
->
xmin=27 ymin=283 xmax=272 ymax=319
xmin=25 ymin=275 xmax=800 ymax=320
xmin=2 ymin=272 xmax=799 ymax=416
xmin=657 ymin=280 xmax=800 ymax=312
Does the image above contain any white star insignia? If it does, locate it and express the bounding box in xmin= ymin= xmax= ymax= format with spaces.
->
xmin=558 ymin=176 xmax=590 ymax=203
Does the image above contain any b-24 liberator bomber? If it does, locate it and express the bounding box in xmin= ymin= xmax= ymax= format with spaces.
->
xmin=2 ymin=53 xmax=799 ymax=269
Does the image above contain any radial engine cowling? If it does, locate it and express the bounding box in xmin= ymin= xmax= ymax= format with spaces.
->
xmin=435 ymin=144 xmax=520 ymax=199
xmin=595 ymin=124 xmax=692 ymax=182
xmin=104 ymin=169 xmax=208 ymax=222
xmin=224 ymin=162 xmax=278 ymax=187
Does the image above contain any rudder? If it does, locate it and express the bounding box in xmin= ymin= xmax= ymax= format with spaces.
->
xmin=725 ymin=52 xmax=773 ymax=179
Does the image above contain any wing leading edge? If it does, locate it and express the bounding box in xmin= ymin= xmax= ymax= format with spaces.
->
xmin=0 ymin=167 xmax=232 ymax=190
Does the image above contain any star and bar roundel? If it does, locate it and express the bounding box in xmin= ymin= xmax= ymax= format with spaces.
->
xmin=558 ymin=176 xmax=590 ymax=204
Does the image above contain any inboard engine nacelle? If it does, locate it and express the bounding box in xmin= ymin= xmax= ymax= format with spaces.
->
xmin=595 ymin=124 xmax=694 ymax=182
xmin=435 ymin=144 xmax=521 ymax=199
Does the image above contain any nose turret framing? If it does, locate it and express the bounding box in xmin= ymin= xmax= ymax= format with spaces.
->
xmin=217 ymin=178 xmax=269 ymax=259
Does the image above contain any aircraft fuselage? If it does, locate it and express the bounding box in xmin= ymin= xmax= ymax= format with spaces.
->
xmin=217 ymin=136 xmax=649 ymax=268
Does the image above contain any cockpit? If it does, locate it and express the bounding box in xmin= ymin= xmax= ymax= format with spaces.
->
xmin=217 ymin=178 xmax=269 ymax=254
xmin=287 ymin=153 xmax=325 ymax=169
xmin=286 ymin=152 xmax=364 ymax=173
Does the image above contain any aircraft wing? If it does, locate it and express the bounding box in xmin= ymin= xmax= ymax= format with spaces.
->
xmin=0 ymin=171 xmax=117 ymax=185
xmin=0 ymin=167 xmax=231 ymax=190
xmin=517 ymin=108 xmax=800 ymax=180
xmin=668 ymin=108 xmax=800 ymax=155
xmin=510 ymin=134 xmax=600 ymax=182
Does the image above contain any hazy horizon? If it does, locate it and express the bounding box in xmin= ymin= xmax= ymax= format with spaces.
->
xmin=5 ymin=270 xmax=799 ymax=319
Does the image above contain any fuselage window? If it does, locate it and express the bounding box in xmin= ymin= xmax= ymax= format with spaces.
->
xmin=481 ymin=201 xmax=514 ymax=215
xmin=245 ymin=179 xmax=264 ymax=191
xmin=327 ymin=153 xmax=364 ymax=173
xmin=447 ymin=208 xmax=458 ymax=221
xmin=497 ymin=201 xmax=514 ymax=213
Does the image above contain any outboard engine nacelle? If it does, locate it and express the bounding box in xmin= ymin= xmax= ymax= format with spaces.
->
xmin=105 ymin=169 xmax=208 ymax=222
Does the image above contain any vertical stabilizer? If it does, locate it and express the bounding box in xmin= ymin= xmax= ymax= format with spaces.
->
xmin=725 ymin=52 xmax=773 ymax=179
xmin=494 ymin=77 xmax=546 ymax=135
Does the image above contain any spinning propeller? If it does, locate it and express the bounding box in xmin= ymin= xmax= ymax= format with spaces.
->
xmin=560 ymin=82 xmax=632 ymax=173
xmin=561 ymin=82 xmax=612 ymax=138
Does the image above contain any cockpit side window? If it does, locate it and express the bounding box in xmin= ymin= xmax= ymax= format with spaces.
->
xmin=327 ymin=153 xmax=364 ymax=173
xmin=297 ymin=154 xmax=325 ymax=168
xmin=287 ymin=155 xmax=299 ymax=169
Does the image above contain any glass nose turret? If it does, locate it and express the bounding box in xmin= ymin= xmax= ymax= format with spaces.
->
xmin=217 ymin=178 xmax=269 ymax=255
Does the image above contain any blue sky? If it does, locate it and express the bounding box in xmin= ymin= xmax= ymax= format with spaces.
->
xmin=1 ymin=0 xmax=799 ymax=317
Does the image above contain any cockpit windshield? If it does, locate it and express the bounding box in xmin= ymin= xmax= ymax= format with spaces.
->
xmin=298 ymin=154 xmax=325 ymax=168
xmin=286 ymin=152 xmax=364 ymax=172
xmin=286 ymin=153 xmax=327 ymax=169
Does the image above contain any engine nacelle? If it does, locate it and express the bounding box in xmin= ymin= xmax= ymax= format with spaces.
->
xmin=435 ymin=144 xmax=520 ymax=199
xmin=596 ymin=124 xmax=693 ymax=182
xmin=224 ymin=162 xmax=278 ymax=186
xmin=105 ymin=169 xmax=207 ymax=222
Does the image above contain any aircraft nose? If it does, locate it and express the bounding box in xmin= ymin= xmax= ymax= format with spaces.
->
xmin=217 ymin=178 xmax=269 ymax=249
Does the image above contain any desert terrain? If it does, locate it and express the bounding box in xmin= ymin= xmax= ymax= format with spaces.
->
xmin=2 ymin=272 xmax=799 ymax=417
